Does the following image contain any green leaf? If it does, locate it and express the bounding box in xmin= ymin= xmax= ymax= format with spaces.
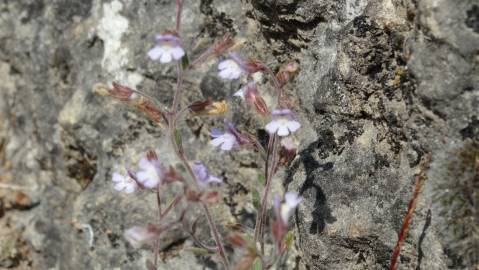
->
xmin=252 ymin=189 xmax=261 ymax=210
xmin=242 ymin=233 xmax=257 ymax=254
xmin=284 ymin=230 xmax=294 ymax=249
xmin=174 ymin=129 xmax=184 ymax=153
xmin=181 ymin=53 xmax=189 ymax=70
xmin=251 ymin=257 xmax=262 ymax=270
xmin=185 ymin=247 xmax=211 ymax=255
xmin=257 ymin=173 xmax=266 ymax=186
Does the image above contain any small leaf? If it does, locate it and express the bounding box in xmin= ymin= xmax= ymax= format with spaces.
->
xmin=284 ymin=230 xmax=294 ymax=249
xmin=251 ymin=257 xmax=262 ymax=270
xmin=252 ymin=189 xmax=260 ymax=210
xmin=243 ymin=233 xmax=258 ymax=254
xmin=186 ymin=247 xmax=211 ymax=255
xmin=227 ymin=233 xmax=246 ymax=247
xmin=181 ymin=53 xmax=189 ymax=70
xmin=257 ymin=173 xmax=266 ymax=186
xmin=174 ymin=129 xmax=184 ymax=153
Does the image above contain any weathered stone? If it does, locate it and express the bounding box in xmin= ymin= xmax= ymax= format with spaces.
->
xmin=0 ymin=0 xmax=477 ymax=269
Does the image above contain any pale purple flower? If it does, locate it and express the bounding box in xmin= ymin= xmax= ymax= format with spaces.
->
xmin=148 ymin=34 xmax=185 ymax=63
xmin=218 ymin=53 xmax=245 ymax=80
xmin=136 ymin=157 xmax=165 ymax=188
xmin=209 ymin=120 xmax=246 ymax=151
xmin=265 ymin=109 xmax=301 ymax=136
xmin=112 ymin=171 xmax=138 ymax=193
xmin=192 ymin=161 xmax=222 ymax=187
xmin=210 ymin=129 xmax=237 ymax=151
xmin=124 ymin=226 xmax=157 ymax=248
xmin=274 ymin=192 xmax=302 ymax=225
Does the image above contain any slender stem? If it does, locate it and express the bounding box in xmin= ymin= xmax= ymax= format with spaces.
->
xmin=254 ymin=134 xmax=278 ymax=254
xmin=175 ymin=0 xmax=183 ymax=32
xmin=160 ymin=195 xmax=183 ymax=220
xmin=156 ymin=187 xmax=162 ymax=216
xmin=389 ymin=154 xmax=431 ymax=270
xmin=253 ymin=135 xmax=273 ymax=243
xmin=263 ymin=66 xmax=284 ymax=106
xmin=169 ymin=5 xmax=229 ymax=264
xmin=154 ymin=186 xmax=162 ymax=269
xmin=167 ymin=123 xmax=231 ymax=269
xmin=171 ymin=62 xmax=184 ymax=114
xmin=187 ymin=230 xmax=218 ymax=252
xmin=260 ymin=135 xmax=279 ymax=254
xmin=201 ymin=203 xmax=230 ymax=265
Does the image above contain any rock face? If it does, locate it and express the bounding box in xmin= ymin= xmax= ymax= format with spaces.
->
xmin=0 ymin=0 xmax=477 ymax=269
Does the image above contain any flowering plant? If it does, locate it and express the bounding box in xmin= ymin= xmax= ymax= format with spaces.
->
xmin=93 ymin=1 xmax=302 ymax=269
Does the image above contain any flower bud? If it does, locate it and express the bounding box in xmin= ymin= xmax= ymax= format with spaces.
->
xmin=190 ymin=100 xmax=227 ymax=116
xmin=124 ymin=225 xmax=159 ymax=249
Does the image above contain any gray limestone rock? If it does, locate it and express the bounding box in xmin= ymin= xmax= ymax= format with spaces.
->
xmin=0 ymin=0 xmax=477 ymax=269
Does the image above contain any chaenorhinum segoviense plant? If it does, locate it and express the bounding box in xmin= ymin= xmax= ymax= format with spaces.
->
xmin=93 ymin=1 xmax=302 ymax=269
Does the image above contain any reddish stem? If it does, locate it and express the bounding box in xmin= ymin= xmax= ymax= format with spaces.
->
xmin=254 ymin=134 xmax=278 ymax=255
xmin=389 ymin=154 xmax=431 ymax=270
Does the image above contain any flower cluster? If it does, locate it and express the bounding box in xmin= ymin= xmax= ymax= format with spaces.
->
xmin=212 ymin=54 xmax=301 ymax=152
xmin=99 ymin=8 xmax=304 ymax=269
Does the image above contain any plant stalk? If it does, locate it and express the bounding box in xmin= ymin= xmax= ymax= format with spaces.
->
xmin=254 ymin=134 xmax=278 ymax=254
xmin=168 ymin=127 xmax=231 ymax=269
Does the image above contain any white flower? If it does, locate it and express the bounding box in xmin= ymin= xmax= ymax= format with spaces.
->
xmin=209 ymin=121 xmax=245 ymax=151
xmin=148 ymin=34 xmax=185 ymax=63
xmin=280 ymin=192 xmax=303 ymax=224
xmin=124 ymin=226 xmax=157 ymax=249
xmin=210 ymin=129 xmax=238 ymax=151
xmin=218 ymin=59 xmax=243 ymax=80
xmin=218 ymin=53 xmax=246 ymax=80
xmin=265 ymin=109 xmax=301 ymax=136
xmin=136 ymin=157 xmax=164 ymax=188
xmin=112 ymin=172 xmax=138 ymax=193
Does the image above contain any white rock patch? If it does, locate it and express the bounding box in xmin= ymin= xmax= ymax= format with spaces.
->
xmin=97 ymin=0 xmax=142 ymax=87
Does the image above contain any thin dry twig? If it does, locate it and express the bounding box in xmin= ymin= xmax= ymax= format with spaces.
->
xmin=389 ymin=153 xmax=432 ymax=270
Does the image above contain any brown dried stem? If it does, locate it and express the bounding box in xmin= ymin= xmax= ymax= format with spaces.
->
xmin=389 ymin=154 xmax=432 ymax=270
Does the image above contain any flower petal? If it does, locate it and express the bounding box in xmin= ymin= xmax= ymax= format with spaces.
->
xmin=265 ymin=120 xmax=281 ymax=134
xmin=233 ymin=88 xmax=245 ymax=99
xmin=112 ymin=172 xmax=124 ymax=183
xmin=171 ymin=46 xmax=185 ymax=60
xmin=220 ymin=136 xmax=235 ymax=151
xmin=136 ymin=171 xmax=149 ymax=182
xmin=286 ymin=120 xmax=301 ymax=133
xmin=277 ymin=125 xmax=290 ymax=136
xmin=210 ymin=128 xmax=224 ymax=138
xmin=160 ymin=50 xmax=173 ymax=63
xmin=207 ymin=175 xmax=222 ymax=184
xmin=114 ymin=182 xmax=125 ymax=191
xmin=285 ymin=192 xmax=303 ymax=207
xmin=219 ymin=68 xmax=234 ymax=79
xmin=229 ymin=68 xmax=242 ymax=79
xmin=138 ymin=158 xmax=150 ymax=170
xmin=147 ymin=46 xmax=164 ymax=60
xmin=210 ymin=137 xmax=226 ymax=147
xmin=192 ymin=161 xmax=208 ymax=182
xmin=124 ymin=184 xmax=137 ymax=193
xmin=218 ymin=59 xmax=232 ymax=70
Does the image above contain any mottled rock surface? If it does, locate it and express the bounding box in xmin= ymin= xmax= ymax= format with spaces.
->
xmin=0 ymin=0 xmax=477 ymax=269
